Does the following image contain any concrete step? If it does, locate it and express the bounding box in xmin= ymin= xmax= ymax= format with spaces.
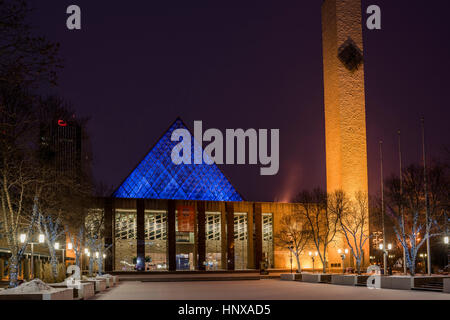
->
xmin=413 ymin=281 xmax=444 ymax=292
xmin=412 ymin=286 xmax=443 ymax=292
xmin=140 ymin=276 xmax=261 ymax=282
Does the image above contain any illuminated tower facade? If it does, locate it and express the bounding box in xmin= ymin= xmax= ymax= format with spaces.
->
xmin=322 ymin=0 xmax=368 ymax=198
xmin=322 ymin=0 xmax=370 ymax=268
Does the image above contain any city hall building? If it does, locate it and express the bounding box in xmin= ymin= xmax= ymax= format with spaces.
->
xmin=95 ymin=0 xmax=371 ymax=273
xmin=96 ymin=119 xmax=299 ymax=272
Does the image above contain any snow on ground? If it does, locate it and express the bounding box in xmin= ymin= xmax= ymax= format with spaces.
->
xmin=90 ymin=279 xmax=450 ymax=300
xmin=0 ymin=279 xmax=58 ymax=294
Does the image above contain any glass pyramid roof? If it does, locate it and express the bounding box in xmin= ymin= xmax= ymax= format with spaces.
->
xmin=113 ymin=118 xmax=243 ymax=201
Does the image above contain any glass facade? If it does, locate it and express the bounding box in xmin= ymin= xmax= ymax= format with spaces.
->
xmin=109 ymin=205 xmax=275 ymax=272
xmin=113 ymin=119 xmax=243 ymax=201
xmin=144 ymin=210 xmax=168 ymax=270
xmin=262 ymin=213 xmax=274 ymax=268
xmin=176 ymin=212 xmax=195 ymax=270
xmin=205 ymin=212 xmax=222 ymax=270
xmin=114 ymin=210 xmax=137 ymax=271
xmin=234 ymin=213 xmax=248 ymax=270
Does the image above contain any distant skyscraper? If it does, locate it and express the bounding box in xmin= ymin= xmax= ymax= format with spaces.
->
xmin=40 ymin=119 xmax=82 ymax=178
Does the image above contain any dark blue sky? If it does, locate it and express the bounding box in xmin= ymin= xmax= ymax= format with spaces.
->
xmin=29 ymin=0 xmax=450 ymax=201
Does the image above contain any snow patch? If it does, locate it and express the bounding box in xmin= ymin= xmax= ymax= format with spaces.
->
xmin=0 ymin=279 xmax=58 ymax=294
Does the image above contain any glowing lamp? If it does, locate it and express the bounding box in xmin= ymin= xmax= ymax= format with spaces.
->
xmin=87 ymin=252 xmax=91 ymax=257
xmin=39 ymin=234 xmax=45 ymax=244
xmin=54 ymin=242 xmax=60 ymax=250
xmin=387 ymin=243 xmax=392 ymax=250
xmin=379 ymin=244 xmax=383 ymax=250
xmin=103 ymin=254 xmax=106 ymax=259
xmin=314 ymin=251 xmax=318 ymax=256
xmin=338 ymin=249 xmax=342 ymax=254
xmin=20 ymin=234 xmax=26 ymax=244
xmin=444 ymin=236 xmax=449 ymax=244
xmin=308 ymin=251 xmax=312 ymax=256
xmin=84 ymin=248 xmax=89 ymax=254
xmin=67 ymin=242 xmax=73 ymax=250
xmin=95 ymin=252 xmax=99 ymax=258
xmin=344 ymin=249 xmax=349 ymax=254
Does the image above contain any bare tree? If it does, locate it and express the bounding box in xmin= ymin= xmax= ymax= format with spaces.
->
xmin=0 ymin=0 xmax=61 ymax=86
xmin=94 ymin=241 xmax=112 ymax=276
xmin=0 ymin=86 xmax=41 ymax=287
xmin=37 ymin=211 xmax=64 ymax=280
xmin=84 ymin=209 xmax=105 ymax=276
xmin=330 ymin=190 xmax=371 ymax=274
xmin=385 ymin=164 xmax=448 ymax=275
xmin=66 ymin=226 xmax=84 ymax=268
xmin=294 ymin=188 xmax=339 ymax=273
xmin=0 ymin=1 xmax=61 ymax=287
xmin=275 ymin=212 xmax=311 ymax=273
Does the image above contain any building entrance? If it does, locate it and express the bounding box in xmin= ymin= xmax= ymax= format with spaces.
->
xmin=176 ymin=253 xmax=193 ymax=270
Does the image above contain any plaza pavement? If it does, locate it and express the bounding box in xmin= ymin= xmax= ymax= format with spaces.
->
xmin=91 ymin=279 xmax=450 ymax=300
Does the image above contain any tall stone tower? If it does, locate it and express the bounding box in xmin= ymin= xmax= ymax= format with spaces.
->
xmin=321 ymin=0 xmax=368 ymax=198
xmin=322 ymin=0 xmax=369 ymax=269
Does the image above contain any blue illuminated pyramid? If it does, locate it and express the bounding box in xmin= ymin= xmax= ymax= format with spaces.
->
xmin=113 ymin=118 xmax=243 ymax=201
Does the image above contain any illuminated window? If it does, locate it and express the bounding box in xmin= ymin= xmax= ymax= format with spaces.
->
xmin=206 ymin=212 xmax=222 ymax=270
xmin=206 ymin=213 xmax=221 ymax=241
xmin=145 ymin=211 xmax=168 ymax=271
xmin=262 ymin=213 xmax=274 ymax=268
xmin=234 ymin=213 xmax=248 ymax=270
xmin=115 ymin=211 xmax=137 ymax=240
xmin=114 ymin=210 xmax=137 ymax=271
xmin=145 ymin=212 xmax=167 ymax=240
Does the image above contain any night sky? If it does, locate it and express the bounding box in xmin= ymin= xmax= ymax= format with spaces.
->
xmin=29 ymin=1 xmax=450 ymax=202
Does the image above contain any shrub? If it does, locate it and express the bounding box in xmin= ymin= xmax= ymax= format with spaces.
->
xmin=56 ymin=263 xmax=67 ymax=283
xmin=41 ymin=263 xmax=55 ymax=283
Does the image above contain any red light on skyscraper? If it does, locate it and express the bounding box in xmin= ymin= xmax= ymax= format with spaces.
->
xmin=58 ymin=120 xmax=67 ymax=127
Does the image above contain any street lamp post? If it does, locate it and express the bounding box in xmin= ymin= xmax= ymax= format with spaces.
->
xmin=309 ymin=251 xmax=318 ymax=273
xmin=84 ymin=248 xmax=90 ymax=275
xmin=378 ymin=243 xmax=383 ymax=265
xmin=398 ymin=130 xmax=407 ymax=275
xmin=421 ymin=118 xmax=432 ymax=276
xmin=386 ymin=243 xmax=392 ymax=273
xmin=445 ymin=236 xmax=449 ymax=268
xmin=388 ymin=254 xmax=395 ymax=271
xmin=20 ymin=233 xmax=45 ymax=279
xmin=379 ymin=140 xmax=388 ymax=276
xmin=67 ymin=242 xmax=73 ymax=265
xmin=288 ymin=241 xmax=294 ymax=273
xmin=87 ymin=250 xmax=91 ymax=267
xmin=54 ymin=242 xmax=66 ymax=266
xmin=419 ymin=253 xmax=428 ymax=273
xmin=379 ymin=243 xmax=392 ymax=274
xmin=338 ymin=249 xmax=349 ymax=273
